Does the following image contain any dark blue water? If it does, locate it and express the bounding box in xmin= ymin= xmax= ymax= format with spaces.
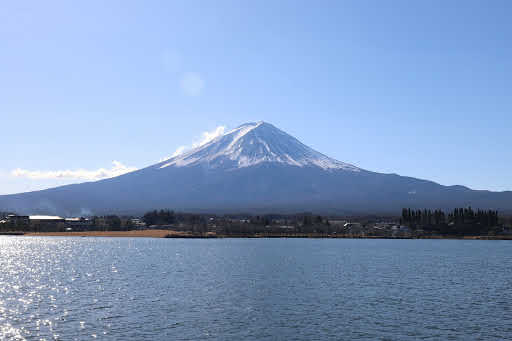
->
xmin=1 ymin=237 xmax=511 ymax=340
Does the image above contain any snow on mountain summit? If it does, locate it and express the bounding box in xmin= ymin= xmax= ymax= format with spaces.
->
xmin=158 ymin=121 xmax=360 ymax=171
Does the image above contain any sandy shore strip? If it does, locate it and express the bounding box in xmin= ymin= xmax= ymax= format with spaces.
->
xmin=9 ymin=231 xmax=512 ymax=239
xmin=23 ymin=230 xmax=191 ymax=238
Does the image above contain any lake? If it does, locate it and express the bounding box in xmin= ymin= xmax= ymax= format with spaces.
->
xmin=0 ymin=237 xmax=511 ymax=340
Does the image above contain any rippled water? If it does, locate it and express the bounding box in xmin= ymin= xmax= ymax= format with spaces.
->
xmin=1 ymin=237 xmax=511 ymax=340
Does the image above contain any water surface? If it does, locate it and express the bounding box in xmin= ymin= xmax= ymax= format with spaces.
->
xmin=1 ymin=237 xmax=511 ymax=340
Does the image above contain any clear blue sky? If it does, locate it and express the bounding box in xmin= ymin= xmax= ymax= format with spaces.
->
xmin=1 ymin=0 xmax=511 ymax=194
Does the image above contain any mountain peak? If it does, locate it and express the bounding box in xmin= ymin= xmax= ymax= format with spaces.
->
xmin=4 ymin=120 xmax=512 ymax=216
xmin=158 ymin=122 xmax=360 ymax=171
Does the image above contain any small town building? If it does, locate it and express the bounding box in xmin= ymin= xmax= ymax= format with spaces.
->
xmin=329 ymin=220 xmax=347 ymax=226
xmin=65 ymin=217 xmax=93 ymax=229
xmin=344 ymin=222 xmax=364 ymax=234
xmin=29 ymin=216 xmax=66 ymax=229
xmin=30 ymin=215 xmax=65 ymax=224
xmin=130 ymin=218 xmax=147 ymax=229
xmin=7 ymin=215 xmax=30 ymax=226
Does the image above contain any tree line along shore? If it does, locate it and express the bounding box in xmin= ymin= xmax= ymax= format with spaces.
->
xmin=1 ymin=207 xmax=512 ymax=239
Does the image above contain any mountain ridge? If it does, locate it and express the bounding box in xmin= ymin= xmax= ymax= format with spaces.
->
xmin=156 ymin=121 xmax=360 ymax=171
xmin=1 ymin=121 xmax=511 ymax=216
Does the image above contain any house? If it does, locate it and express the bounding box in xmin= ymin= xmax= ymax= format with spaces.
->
xmin=370 ymin=225 xmax=390 ymax=236
xmin=65 ymin=217 xmax=93 ymax=229
xmin=29 ymin=216 xmax=66 ymax=228
xmin=7 ymin=215 xmax=30 ymax=226
xmin=390 ymin=225 xmax=411 ymax=237
xmin=130 ymin=218 xmax=147 ymax=229
xmin=344 ymin=222 xmax=364 ymax=234
xmin=328 ymin=220 xmax=347 ymax=226
xmin=30 ymin=215 xmax=65 ymax=224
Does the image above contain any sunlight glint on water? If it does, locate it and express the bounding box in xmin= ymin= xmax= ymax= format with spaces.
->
xmin=1 ymin=237 xmax=511 ymax=340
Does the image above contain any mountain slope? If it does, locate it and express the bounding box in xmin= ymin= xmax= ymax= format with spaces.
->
xmin=1 ymin=122 xmax=511 ymax=216
xmin=157 ymin=121 xmax=359 ymax=171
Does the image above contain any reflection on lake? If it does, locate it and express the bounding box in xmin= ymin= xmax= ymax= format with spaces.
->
xmin=1 ymin=237 xmax=511 ymax=340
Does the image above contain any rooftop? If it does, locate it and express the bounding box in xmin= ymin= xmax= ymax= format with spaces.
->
xmin=29 ymin=215 xmax=64 ymax=220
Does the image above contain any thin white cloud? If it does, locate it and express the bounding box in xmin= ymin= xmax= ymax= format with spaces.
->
xmin=171 ymin=146 xmax=187 ymax=157
xmin=159 ymin=125 xmax=226 ymax=162
xmin=180 ymin=72 xmax=205 ymax=96
xmin=11 ymin=161 xmax=137 ymax=181
xmin=11 ymin=126 xmax=227 ymax=180
xmin=159 ymin=146 xmax=186 ymax=162
xmin=193 ymin=126 xmax=225 ymax=148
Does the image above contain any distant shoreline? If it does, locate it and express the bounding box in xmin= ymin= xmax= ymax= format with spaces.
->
xmin=2 ymin=230 xmax=511 ymax=240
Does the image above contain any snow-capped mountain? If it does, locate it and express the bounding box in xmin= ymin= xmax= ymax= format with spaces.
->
xmin=1 ymin=121 xmax=511 ymax=216
xmin=157 ymin=121 xmax=360 ymax=171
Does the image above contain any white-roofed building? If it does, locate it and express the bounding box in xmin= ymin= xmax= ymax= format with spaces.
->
xmin=30 ymin=215 xmax=65 ymax=223
xmin=30 ymin=216 xmax=66 ymax=230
